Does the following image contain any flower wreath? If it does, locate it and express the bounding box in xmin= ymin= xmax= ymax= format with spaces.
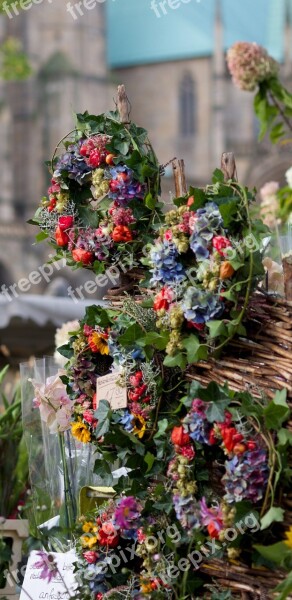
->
xmin=167 ymin=384 xmax=274 ymax=552
xmin=75 ymin=497 xmax=175 ymax=600
xmin=148 ymin=175 xmax=269 ymax=366
xmin=31 ymin=110 xmax=162 ymax=275
xmin=59 ymin=305 xmax=160 ymax=446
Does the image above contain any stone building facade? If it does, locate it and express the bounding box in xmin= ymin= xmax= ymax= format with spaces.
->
xmin=0 ymin=1 xmax=291 ymax=294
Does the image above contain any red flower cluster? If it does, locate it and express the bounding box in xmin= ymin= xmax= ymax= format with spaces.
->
xmin=171 ymin=425 xmax=195 ymax=460
xmin=128 ymin=371 xmax=151 ymax=405
xmin=111 ymin=225 xmax=133 ymax=243
xmin=212 ymin=235 xmax=232 ymax=257
xmin=79 ymin=135 xmax=114 ymax=168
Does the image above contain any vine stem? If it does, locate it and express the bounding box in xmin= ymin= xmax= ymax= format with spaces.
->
xmin=209 ymin=183 xmax=254 ymax=355
xmin=268 ymin=91 xmax=292 ymax=133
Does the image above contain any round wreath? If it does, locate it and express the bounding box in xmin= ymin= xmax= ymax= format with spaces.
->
xmin=32 ymin=110 xmax=162 ymax=276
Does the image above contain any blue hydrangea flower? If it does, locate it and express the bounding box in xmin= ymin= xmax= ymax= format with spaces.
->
xmin=119 ymin=410 xmax=134 ymax=432
xmin=182 ymin=287 xmax=224 ymax=325
xmin=150 ymin=240 xmax=186 ymax=285
xmin=223 ymin=448 xmax=269 ymax=504
xmin=183 ymin=414 xmax=211 ymax=444
xmin=190 ymin=202 xmax=223 ymax=261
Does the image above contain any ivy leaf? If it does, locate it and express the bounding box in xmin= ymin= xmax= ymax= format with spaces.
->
xmin=35 ymin=231 xmax=49 ymax=243
xmin=264 ymin=389 xmax=290 ymax=429
xmin=278 ymin=429 xmax=292 ymax=447
xmin=163 ymin=353 xmax=187 ymax=370
xmin=144 ymin=193 xmax=156 ymax=210
xmin=254 ymin=542 xmax=292 ymax=567
xmin=207 ymin=320 xmax=228 ymax=339
xmin=182 ymin=335 xmax=208 ymax=362
xmin=205 ymin=399 xmax=230 ymax=423
xmin=260 ymin=506 xmax=285 ymax=530
xmin=154 ymin=419 xmax=169 ymax=439
xmin=144 ymin=452 xmax=155 ymax=473
xmin=57 ymin=343 xmax=74 ymax=359
xmin=274 ymin=571 xmax=292 ymax=600
xmin=212 ymin=168 xmax=225 ymax=183
xmin=114 ymin=140 xmax=130 ymax=155
xmin=118 ymin=323 xmax=144 ymax=346
xmin=137 ymin=331 xmax=169 ymax=350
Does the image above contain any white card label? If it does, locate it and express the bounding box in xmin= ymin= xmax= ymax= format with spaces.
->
xmin=96 ymin=372 xmax=127 ymax=410
xmin=20 ymin=550 xmax=77 ymax=600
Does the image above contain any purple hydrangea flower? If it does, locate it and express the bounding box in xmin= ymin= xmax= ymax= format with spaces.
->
xmin=54 ymin=141 xmax=92 ymax=186
xmin=223 ymin=448 xmax=269 ymax=504
xmin=173 ymin=493 xmax=201 ymax=531
xmin=106 ymin=166 xmax=145 ymax=205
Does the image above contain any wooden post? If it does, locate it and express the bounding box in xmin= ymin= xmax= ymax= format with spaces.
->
xmin=172 ymin=158 xmax=187 ymax=197
xmin=221 ymin=152 xmax=237 ymax=181
xmin=282 ymin=254 xmax=292 ymax=301
xmin=117 ymin=85 xmax=130 ymax=126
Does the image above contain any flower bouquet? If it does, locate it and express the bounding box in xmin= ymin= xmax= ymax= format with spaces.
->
xmin=20 ymin=358 xmax=96 ymax=534
xmin=30 ymin=88 xmax=162 ymax=287
xmin=146 ymin=172 xmax=269 ymax=368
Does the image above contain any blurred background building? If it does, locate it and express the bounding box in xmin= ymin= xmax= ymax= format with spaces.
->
xmin=0 ymin=0 xmax=291 ymax=295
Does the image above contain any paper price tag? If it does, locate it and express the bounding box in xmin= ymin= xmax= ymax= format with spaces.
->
xmin=96 ymin=372 xmax=127 ymax=410
xmin=20 ymin=550 xmax=77 ymax=600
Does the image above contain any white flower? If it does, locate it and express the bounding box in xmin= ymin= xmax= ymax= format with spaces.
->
xmin=54 ymin=319 xmax=79 ymax=367
xmin=285 ymin=167 xmax=292 ymax=189
xmin=31 ymin=372 xmax=73 ymax=433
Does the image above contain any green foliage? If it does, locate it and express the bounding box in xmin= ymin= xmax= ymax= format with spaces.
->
xmin=253 ymin=76 xmax=292 ymax=143
xmin=0 ymin=37 xmax=31 ymax=81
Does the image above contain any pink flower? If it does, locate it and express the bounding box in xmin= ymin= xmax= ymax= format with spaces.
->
xmin=227 ymin=42 xmax=278 ymax=92
xmin=164 ymin=229 xmax=173 ymax=241
xmin=83 ymin=409 xmax=97 ymax=425
xmin=31 ymin=372 xmax=73 ymax=434
xmin=83 ymin=551 xmax=99 ymax=564
xmin=179 ymin=445 xmax=196 ymax=460
xmin=212 ymin=235 xmax=231 ymax=257
xmin=114 ymin=497 xmax=141 ymax=530
xmin=200 ymin=497 xmax=224 ymax=537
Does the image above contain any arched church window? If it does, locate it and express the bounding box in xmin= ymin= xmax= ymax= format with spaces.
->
xmin=179 ymin=72 xmax=196 ymax=137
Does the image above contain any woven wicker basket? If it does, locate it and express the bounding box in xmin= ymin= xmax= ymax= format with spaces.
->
xmin=187 ymin=293 xmax=292 ymax=401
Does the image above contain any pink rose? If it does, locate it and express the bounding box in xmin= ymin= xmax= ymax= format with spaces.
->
xmin=83 ymin=551 xmax=99 ymax=564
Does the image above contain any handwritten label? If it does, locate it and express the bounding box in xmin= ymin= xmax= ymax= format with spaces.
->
xmin=20 ymin=551 xmax=77 ymax=600
xmin=96 ymin=372 xmax=127 ymax=410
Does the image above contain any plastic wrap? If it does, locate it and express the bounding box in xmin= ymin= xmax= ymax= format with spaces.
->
xmin=20 ymin=357 xmax=96 ymax=534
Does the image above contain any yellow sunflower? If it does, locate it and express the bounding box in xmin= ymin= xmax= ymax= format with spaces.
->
xmin=284 ymin=526 xmax=292 ymax=549
xmin=132 ymin=414 xmax=146 ymax=439
xmin=88 ymin=331 xmax=109 ymax=355
xmin=71 ymin=418 xmax=91 ymax=443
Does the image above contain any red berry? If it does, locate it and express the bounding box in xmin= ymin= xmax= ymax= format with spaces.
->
xmin=246 ymin=441 xmax=257 ymax=451
xmin=109 ymin=180 xmax=120 ymax=193
xmin=105 ymin=153 xmax=115 ymax=165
